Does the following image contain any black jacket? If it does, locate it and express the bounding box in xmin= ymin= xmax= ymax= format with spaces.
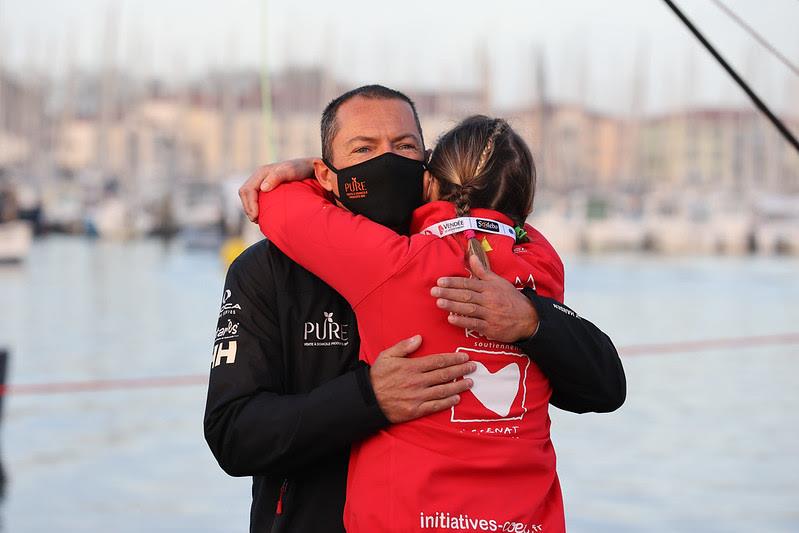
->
xmin=203 ymin=240 xmax=625 ymax=532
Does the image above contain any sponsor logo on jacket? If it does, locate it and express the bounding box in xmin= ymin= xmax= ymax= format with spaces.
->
xmin=437 ymin=219 xmax=466 ymax=236
xmin=419 ymin=511 xmax=543 ymax=532
xmin=513 ymin=273 xmax=536 ymax=291
xmin=212 ymin=340 xmax=237 ymax=367
xmin=451 ymin=348 xmax=530 ymax=423
xmin=303 ymin=311 xmax=350 ymax=347
xmin=219 ymin=289 xmax=242 ymax=317
xmin=475 ymin=219 xmax=500 ymax=233
xmin=216 ymin=319 xmax=239 ymax=340
xmin=552 ymin=303 xmax=578 ymax=318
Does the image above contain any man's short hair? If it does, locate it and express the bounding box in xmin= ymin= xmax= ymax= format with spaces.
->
xmin=320 ymin=84 xmax=424 ymax=161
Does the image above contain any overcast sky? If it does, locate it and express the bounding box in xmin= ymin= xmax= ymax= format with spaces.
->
xmin=2 ymin=0 xmax=798 ymax=113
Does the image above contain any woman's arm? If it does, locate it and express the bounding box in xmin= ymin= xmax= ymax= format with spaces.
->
xmin=239 ymin=157 xmax=315 ymax=222
xmin=258 ymin=179 xmax=415 ymax=307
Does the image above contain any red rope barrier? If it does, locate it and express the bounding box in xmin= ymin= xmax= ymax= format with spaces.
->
xmin=619 ymin=333 xmax=799 ymax=357
xmin=0 ymin=374 xmax=208 ymax=396
xmin=1 ymin=333 xmax=797 ymax=396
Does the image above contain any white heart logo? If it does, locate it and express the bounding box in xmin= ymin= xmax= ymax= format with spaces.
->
xmin=469 ymin=362 xmax=521 ymax=417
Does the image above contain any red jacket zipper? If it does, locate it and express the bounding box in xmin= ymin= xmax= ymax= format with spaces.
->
xmin=276 ymin=479 xmax=288 ymax=515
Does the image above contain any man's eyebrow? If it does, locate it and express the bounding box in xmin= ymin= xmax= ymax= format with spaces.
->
xmin=391 ymin=133 xmax=422 ymax=144
xmin=344 ymin=133 xmax=421 ymax=146
xmin=345 ymin=135 xmax=380 ymax=146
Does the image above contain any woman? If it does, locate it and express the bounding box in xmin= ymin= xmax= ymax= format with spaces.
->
xmin=259 ymin=116 xmax=565 ymax=532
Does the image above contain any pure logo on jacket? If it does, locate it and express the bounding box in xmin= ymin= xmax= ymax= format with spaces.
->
xmin=303 ymin=311 xmax=351 ymax=347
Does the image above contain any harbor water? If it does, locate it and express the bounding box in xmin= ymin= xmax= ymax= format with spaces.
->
xmin=0 ymin=236 xmax=797 ymax=532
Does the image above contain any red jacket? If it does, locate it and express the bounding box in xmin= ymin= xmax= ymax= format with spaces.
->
xmin=260 ymin=180 xmax=566 ymax=533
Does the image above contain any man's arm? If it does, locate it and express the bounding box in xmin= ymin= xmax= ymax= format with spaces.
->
xmin=203 ymin=249 xmax=385 ymax=476
xmin=204 ymin=248 xmax=474 ymax=477
xmin=516 ymin=289 xmax=626 ymax=414
xmin=433 ymin=254 xmax=625 ymax=414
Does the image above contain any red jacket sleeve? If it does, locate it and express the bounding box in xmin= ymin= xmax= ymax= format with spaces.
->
xmin=258 ymin=179 xmax=414 ymax=307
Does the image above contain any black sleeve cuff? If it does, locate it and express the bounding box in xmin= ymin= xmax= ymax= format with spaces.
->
xmin=354 ymin=361 xmax=381 ymax=406
xmin=301 ymin=365 xmax=390 ymax=446
xmin=514 ymin=287 xmax=552 ymax=348
xmin=513 ymin=287 xmax=626 ymax=414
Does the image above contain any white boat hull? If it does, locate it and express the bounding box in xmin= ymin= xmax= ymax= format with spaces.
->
xmin=0 ymin=221 xmax=33 ymax=263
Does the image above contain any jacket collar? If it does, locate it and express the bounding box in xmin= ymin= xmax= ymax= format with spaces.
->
xmin=409 ymin=201 xmax=516 ymax=235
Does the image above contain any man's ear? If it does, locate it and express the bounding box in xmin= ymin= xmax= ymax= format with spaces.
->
xmin=313 ymin=159 xmax=336 ymax=194
xmin=424 ymin=148 xmax=432 ymax=163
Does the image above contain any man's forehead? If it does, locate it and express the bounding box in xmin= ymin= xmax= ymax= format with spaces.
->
xmin=335 ymin=97 xmax=419 ymax=138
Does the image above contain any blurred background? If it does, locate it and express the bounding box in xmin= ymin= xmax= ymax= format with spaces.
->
xmin=0 ymin=0 xmax=797 ymax=531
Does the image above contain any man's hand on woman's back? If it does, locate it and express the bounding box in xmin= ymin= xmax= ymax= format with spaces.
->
xmin=370 ymin=335 xmax=476 ymax=423
xmin=432 ymin=254 xmax=540 ymax=343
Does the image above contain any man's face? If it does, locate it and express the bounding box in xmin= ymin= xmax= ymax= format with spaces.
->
xmin=321 ymin=96 xmax=424 ymax=197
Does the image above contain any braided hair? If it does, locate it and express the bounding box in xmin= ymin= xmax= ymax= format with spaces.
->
xmin=427 ymin=116 xmax=536 ymax=272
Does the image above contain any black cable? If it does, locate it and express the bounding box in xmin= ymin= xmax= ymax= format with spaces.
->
xmin=661 ymin=0 xmax=799 ymax=155
xmin=709 ymin=0 xmax=799 ymax=78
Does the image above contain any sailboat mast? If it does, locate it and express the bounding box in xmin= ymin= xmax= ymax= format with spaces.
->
xmin=260 ymin=0 xmax=274 ymax=163
xmin=98 ymin=4 xmax=120 ymax=183
xmin=0 ymin=0 xmax=4 ymax=139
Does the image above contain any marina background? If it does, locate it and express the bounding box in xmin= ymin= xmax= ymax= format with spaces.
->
xmin=1 ymin=0 xmax=798 ymax=531
xmin=0 ymin=239 xmax=797 ymax=532
xmin=1 ymin=0 xmax=798 ymax=256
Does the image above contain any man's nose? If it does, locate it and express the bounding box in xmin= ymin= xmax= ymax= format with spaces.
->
xmin=376 ymin=140 xmax=400 ymax=156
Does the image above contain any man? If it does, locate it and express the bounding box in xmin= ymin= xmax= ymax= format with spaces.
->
xmin=205 ymin=85 xmax=625 ymax=533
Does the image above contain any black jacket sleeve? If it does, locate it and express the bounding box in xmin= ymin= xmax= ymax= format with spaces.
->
xmin=203 ymin=250 xmax=388 ymax=478
xmin=515 ymin=288 xmax=626 ymax=414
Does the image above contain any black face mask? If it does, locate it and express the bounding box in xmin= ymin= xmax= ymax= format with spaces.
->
xmin=322 ymin=152 xmax=425 ymax=233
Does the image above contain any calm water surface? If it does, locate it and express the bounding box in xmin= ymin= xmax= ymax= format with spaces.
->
xmin=0 ymin=236 xmax=797 ymax=532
